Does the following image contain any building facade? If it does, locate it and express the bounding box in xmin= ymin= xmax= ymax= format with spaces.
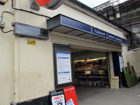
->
xmin=0 ymin=0 xmax=131 ymax=105
xmin=93 ymin=0 xmax=140 ymax=82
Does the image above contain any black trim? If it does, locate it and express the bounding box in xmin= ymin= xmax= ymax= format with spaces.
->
xmin=14 ymin=22 xmax=49 ymax=40
xmin=11 ymin=95 xmax=50 ymax=105
xmin=53 ymin=44 xmax=72 ymax=90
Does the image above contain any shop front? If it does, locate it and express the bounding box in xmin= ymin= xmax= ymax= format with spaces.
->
xmin=47 ymin=14 xmax=130 ymax=100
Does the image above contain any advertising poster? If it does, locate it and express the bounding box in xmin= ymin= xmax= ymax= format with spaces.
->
xmin=64 ymin=86 xmax=79 ymax=105
xmin=50 ymin=89 xmax=66 ymax=105
xmin=119 ymin=56 xmax=124 ymax=72
xmin=52 ymin=95 xmax=65 ymax=105
xmin=56 ymin=51 xmax=72 ymax=85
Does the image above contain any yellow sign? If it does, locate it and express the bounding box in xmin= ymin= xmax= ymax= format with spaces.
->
xmin=27 ymin=40 xmax=36 ymax=45
xmin=1 ymin=0 xmax=8 ymax=3
xmin=111 ymin=76 xmax=119 ymax=89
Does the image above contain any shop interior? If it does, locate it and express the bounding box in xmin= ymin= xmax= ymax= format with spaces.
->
xmin=71 ymin=49 xmax=110 ymax=100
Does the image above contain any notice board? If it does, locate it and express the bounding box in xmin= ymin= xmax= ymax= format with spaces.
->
xmin=56 ymin=51 xmax=72 ymax=85
xmin=50 ymin=89 xmax=66 ymax=105
xmin=111 ymin=76 xmax=119 ymax=89
xmin=53 ymin=44 xmax=72 ymax=88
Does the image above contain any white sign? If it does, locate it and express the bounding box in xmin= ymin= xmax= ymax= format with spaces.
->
xmin=66 ymin=99 xmax=75 ymax=105
xmin=52 ymin=95 xmax=65 ymax=105
xmin=119 ymin=56 xmax=124 ymax=72
xmin=56 ymin=51 xmax=72 ymax=85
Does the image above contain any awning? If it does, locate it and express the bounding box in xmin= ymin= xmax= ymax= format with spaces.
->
xmin=47 ymin=14 xmax=130 ymax=47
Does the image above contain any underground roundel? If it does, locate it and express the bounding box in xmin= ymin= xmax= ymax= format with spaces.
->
xmin=36 ymin=0 xmax=65 ymax=10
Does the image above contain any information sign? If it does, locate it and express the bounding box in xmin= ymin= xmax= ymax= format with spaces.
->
xmin=119 ymin=56 xmax=123 ymax=72
xmin=56 ymin=51 xmax=72 ymax=85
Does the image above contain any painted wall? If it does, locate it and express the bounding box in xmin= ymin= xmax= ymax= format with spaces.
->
xmin=17 ymin=0 xmax=124 ymax=38
xmin=129 ymin=51 xmax=140 ymax=78
xmin=13 ymin=0 xmax=54 ymax=102
xmin=14 ymin=37 xmax=54 ymax=102
xmin=0 ymin=1 xmax=14 ymax=105
xmin=122 ymin=46 xmax=129 ymax=67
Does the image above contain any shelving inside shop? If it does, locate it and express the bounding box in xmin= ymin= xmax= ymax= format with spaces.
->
xmin=73 ymin=57 xmax=109 ymax=87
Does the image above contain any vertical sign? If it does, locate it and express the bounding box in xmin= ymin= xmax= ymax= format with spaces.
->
xmin=64 ymin=86 xmax=79 ymax=105
xmin=119 ymin=56 xmax=124 ymax=72
xmin=56 ymin=51 xmax=72 ymax=85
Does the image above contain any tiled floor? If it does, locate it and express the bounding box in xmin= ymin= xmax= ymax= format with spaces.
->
xmin=76 ymin=83 xmax=140 ymax=105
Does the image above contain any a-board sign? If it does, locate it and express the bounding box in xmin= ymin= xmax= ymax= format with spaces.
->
xmin=50 ymin=89 xmax=66 ymax=105
xmin=64 ymin=86 xmax=79 ymax=105
xmin=111 ymin=76 xmax=119 ymax=89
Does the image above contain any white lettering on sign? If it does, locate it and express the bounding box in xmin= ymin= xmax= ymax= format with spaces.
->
xmin=94 ymin=29 xmax=106 ymax=36
xmin=116 ymin=37 xmax=122 ymax=42
xmin=108 ymin=34 xmax=114 ymax=39
xmin=66 ymin=99 xmax=75 ymax=105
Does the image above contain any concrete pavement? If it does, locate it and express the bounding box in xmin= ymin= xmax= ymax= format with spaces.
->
xmin=77 ymin=83 xmax=140 ymax=105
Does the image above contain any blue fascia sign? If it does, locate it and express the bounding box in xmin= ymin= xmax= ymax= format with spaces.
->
xmin=60 ymin=15 xmax=130 ymax=46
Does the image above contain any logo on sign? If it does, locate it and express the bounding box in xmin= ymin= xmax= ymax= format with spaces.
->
xmin=35 ymin=0 xmax=65 ymax=10
xmin=66 ymin=99 xmax=75 ymax=105
xmin=116 ymin=37 xmax=122 ymax=42
xmin=94 ymin=29 xmax=106 ymax=36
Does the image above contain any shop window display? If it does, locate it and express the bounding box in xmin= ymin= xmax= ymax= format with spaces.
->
xmin=73 ymin=57 xmax=109 ymax=87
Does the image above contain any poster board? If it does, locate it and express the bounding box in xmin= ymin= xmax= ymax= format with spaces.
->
xmin=111 ymin=76 xmax=119 ymax=89
xmin=55 ymin=51 xmax=72 ymax=86
xmin=119 ymin=56 xmax=124 ymax=72
xmin=64 ymin=86 xmax=79 ymax=105
xmin=50 ymin=89 xmax=66 ymax=105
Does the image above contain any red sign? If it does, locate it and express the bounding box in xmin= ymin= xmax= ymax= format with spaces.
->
xmin=36 ymin=0 xmax=51 ymax=6
xmin=64 ymin=86 xmax=78 ymax=105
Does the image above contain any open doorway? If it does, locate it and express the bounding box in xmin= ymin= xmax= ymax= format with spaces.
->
xmin=71 ymin=49 xmax=110 ymax=100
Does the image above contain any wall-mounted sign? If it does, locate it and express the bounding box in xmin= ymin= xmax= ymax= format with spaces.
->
xmin=14 ymin=22 xmax=49 ymax=40
xmin=36 ymin=0 xmax=65 ymax=10
xmin=0 ymin=0 xmax=8 ymax=5
xmin=27 ymin=39 xmax=36 ymax=45
xmin=56 ymin=51 xmax=72 ymax=85
xmin=119 ymin=56 xmax=123 ymax=72
xmin=36 ymin=0 xmax=51 ymax=6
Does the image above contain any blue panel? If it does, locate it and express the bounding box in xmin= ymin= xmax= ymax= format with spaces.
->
xmin=61 ymin=16 xmax=92 ymax=33
xmin=122 ymin=39 xmax=130 ymax=45
xmin=92 ymin=27 xmax=107 ymax=38
xmin=107 ymin=33 xmax=115 ymax=41
xmin=113 ymin=54 xmax=120 ymax=73
xmin=58 ymin=15 xmax=130 ymax=46
xmin=115 ymin=36 xmax=123 ymax=43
